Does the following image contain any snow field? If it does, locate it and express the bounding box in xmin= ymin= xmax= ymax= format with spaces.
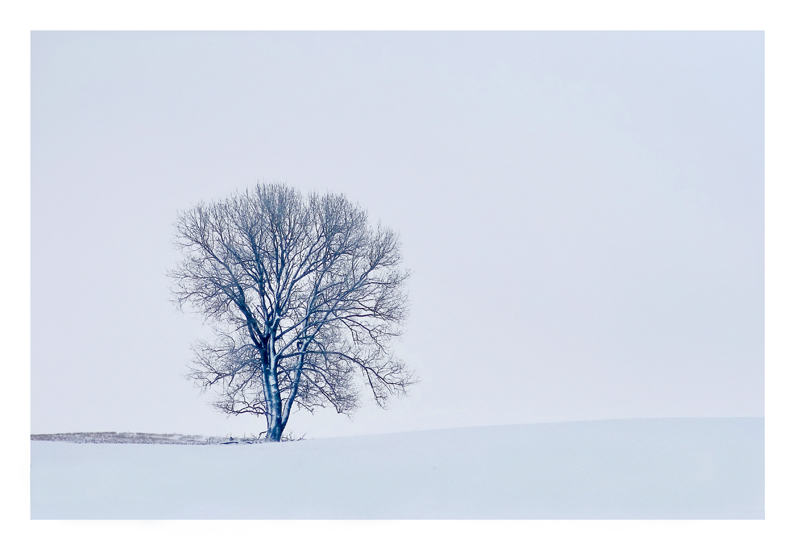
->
xmin=30 ymin=417 xmax=763 ymax=519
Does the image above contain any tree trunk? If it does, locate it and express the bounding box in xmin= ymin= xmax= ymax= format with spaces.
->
xmin=261 ymin=331 xmax=285 ymax=442
xmin=265 ymin=422 xmax=284 ymax=442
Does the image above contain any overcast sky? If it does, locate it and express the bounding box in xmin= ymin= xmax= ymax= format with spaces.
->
xmin=31 ymin=31 xmax=764 ymax=439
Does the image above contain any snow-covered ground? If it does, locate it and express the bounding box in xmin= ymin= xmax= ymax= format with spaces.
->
xmin=30 ymin=417 xmax=763 ymax=519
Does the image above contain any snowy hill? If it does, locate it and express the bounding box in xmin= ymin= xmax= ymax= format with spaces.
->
xmin=30 ymin=417 xmax=763 ymax=519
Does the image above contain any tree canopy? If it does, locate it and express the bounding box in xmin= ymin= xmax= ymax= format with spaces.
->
xmin=169 ymin=183 xmax=412 ymax=441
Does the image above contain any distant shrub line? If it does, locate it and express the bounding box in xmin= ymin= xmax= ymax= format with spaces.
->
xmin=30 ymin=432 xmax=270 ymax=444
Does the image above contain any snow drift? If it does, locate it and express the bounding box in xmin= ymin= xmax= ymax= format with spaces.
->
xmin=30 ymin=417 xmax=763 ymax=519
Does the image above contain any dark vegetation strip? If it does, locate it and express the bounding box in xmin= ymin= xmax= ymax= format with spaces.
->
xmin=30 ymin=432 xmax=268 ymax=444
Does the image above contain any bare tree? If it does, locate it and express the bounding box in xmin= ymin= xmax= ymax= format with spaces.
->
xmin=169 ymin=183 xmax=412 ymax=441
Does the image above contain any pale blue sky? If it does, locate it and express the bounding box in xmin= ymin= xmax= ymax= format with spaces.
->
xmin=31 ymin=31 xmax=764 ymax=438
